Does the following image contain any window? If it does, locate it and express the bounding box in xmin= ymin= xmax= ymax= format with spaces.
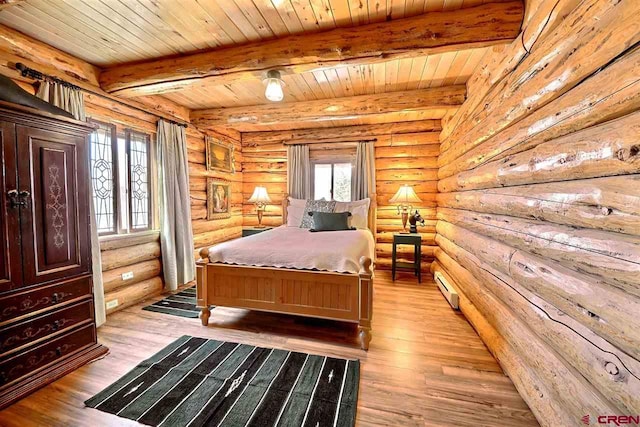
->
xmin=127 ymin=130 xmax=151 ymax=231
xmin=90 ymin=122 xmax=118 ymax=234
xmin=312 ymin=162 xmax=352 ymax=202
xmin=89 ymin=120 xmax=153 ymax=236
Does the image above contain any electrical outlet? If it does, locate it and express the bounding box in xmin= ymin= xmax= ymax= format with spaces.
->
xmin=122 ymin=271 xmax=134 ymax=280
xmin=106 ymin=299 xmax=119 ymax=310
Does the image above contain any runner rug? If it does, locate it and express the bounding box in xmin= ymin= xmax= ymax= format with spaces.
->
xmin=85 ymin=335 xmax=360 ymax=427
xmin=142 ymin=287 xmax=206 ymax=318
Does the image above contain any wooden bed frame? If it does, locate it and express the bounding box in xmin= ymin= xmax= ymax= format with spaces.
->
xmin=196 ymin=195 xmax=376 ymax=350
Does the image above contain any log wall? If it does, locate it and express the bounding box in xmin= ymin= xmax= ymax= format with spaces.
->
xmin=189 ymin=128 xmax=244 ymax=258
xmin=435 ymin=0 xmax=640 ymax=425
xmin=241 ymin=122 xmax=441 ymax=272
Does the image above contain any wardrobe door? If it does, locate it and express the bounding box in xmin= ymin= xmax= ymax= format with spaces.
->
xmin=0 ymin=121 xmax=22 ymax=293
xmin=16 ymin=125 xmax=90 ymax=286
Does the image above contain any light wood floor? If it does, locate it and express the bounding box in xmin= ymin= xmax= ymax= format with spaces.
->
xmin=0 ymin=271 xmax=538 ymax=426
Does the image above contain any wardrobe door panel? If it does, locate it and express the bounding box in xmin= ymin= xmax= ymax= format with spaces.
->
xmin=0 ymin=121 xmax=22 ymax=293
xmin=16 ymin=125 xmax=90 ymax=286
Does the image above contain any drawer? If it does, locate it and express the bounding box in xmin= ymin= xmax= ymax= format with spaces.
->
xmin=393 ymin=234 xmax=422 ymax=245
xmin=0 ymin=300 xmax=93 ymax=356
xmin=0 ymin=276 xmax=91 ymax=324
xmin=0 ymin=323 xmax=96 ymax=389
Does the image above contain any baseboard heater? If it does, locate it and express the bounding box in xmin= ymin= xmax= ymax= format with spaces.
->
xmin=434 ymin=271 xmax=460 ymax=310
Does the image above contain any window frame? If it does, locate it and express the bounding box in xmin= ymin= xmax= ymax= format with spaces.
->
xmin=89 ymin=119 xmax=156 ymax=238
xmin=89 ymin=119 xmax=119 ymax=236
xmin=126 ymin=129 xmax=152 ymax=233
xmin=311 ymin=158 xmax=354 ymax=202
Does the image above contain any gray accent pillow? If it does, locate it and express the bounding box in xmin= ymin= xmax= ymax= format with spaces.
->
xmin=309 ymin=211 xmax=354 ymax=232
xmin=300 ymin=199 xmax=336 ymax=229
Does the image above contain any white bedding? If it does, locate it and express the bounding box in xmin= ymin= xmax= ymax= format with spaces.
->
xmin=207 ymin=226 xmax=375 ymax=274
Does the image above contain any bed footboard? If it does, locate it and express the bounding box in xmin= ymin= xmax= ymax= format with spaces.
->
xmin=196 ymin=248 xmax=211 ymax=326
xmin=196 ymin=250 xmax=374 ymax=350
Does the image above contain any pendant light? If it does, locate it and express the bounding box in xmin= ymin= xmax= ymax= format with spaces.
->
xmin=264 ymin=70 xmax=284 ymax=102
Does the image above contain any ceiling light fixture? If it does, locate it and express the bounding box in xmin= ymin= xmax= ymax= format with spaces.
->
xmin=264 ymin=70 xmax=284 ymax=102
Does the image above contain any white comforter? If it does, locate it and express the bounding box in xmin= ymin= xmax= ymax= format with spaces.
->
xmin=207 ymin=226 xmax=375 ymax=274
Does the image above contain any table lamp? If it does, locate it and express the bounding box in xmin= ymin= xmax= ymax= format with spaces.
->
xmin=248 ymin=186 xmax=272 ymax=228
xmin=389 ymin=184 xmax=421 ymax=233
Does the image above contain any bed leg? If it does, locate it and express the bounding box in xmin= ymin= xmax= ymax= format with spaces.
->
xmin=358 ymin=256 xmax=374 ymax=351
xmin=200 ymin=306 xmax=211 ymax=326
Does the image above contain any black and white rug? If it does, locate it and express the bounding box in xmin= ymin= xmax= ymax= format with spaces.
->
xmin=85 ymin=336 xmax=360 ymax=427
xmin=142 ymin=287 xmax=207 ymax=318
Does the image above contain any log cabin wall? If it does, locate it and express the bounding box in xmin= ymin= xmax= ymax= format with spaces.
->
xmin=241 ymin=122 xmax=442 ymax=272
xmin=434 ymin=0 xmax=640 ymax=425
xmin=190 ymin=128 xmax=244 ymax=258
xmin=0 ymin=24 xmax=213 ymax=315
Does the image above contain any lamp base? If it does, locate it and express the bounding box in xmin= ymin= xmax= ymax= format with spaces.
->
xmin=254 ymin=225 xmax=267 ymax=229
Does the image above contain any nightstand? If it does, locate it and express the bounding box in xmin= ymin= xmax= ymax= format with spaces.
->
xmin=392 ymin=233 xmax=422 ymax=283
xmin=242 ymin=227 xmax=273 ymax=237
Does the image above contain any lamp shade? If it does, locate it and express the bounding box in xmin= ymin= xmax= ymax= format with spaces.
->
xmin=389 ymin=184 xmax=421 ymax=204
xmin=248 ymin=186 xmax=272 ymax=203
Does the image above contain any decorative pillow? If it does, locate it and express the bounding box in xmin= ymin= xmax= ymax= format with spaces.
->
xmin=309 ymin=211 xmax=353 ymax=232
xmin=286 ymin=197 xmax=307 ymax=226
xmin=335 ymin=198 xmax=371 ymax=229
xmin=300 ymin=199 xmax=336 ymax=228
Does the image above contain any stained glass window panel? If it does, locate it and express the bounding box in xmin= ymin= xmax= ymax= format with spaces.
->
xmin=90 ymin=122 xmax=116 ymax=234
xmin=128 ymin=131 xmax=150 ymax=231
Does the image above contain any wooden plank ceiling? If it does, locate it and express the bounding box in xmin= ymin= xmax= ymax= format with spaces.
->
xmin=0 ymin=0 xmax=520 ymax=131
xmin=160 ymin=46 xmax=490 ymax=130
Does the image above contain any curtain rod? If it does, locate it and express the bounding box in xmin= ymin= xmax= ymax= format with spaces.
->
xmin=14 ymin=62 xmax=189 ymax=128
xmin=283 ymin=138 xmax=377 ymax=146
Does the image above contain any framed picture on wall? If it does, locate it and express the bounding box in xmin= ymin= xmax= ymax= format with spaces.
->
xmin=206 ymin=137 xmax=235 ymax=173
xmin=207 ymin=178 xmax=231 ymax=220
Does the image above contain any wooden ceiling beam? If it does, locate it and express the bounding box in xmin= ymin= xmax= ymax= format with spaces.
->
xmin=100 ymin=2 xmax=523 ymax=97
xmin=191 ymin=86 xmax=465 ymax=128
xmin=0 ymin=1 xmax=25 ymax=11
xmin=242 ymin=120 xmax=442 ymax=145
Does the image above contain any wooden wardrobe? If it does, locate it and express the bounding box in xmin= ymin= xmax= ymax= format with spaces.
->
xmin=0 ymin=101 xmax=107 ymax=409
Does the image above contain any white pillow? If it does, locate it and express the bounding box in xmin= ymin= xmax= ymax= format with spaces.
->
xmin=288 ymin=197 xmax=306 ymax=207
xmin=286 ymin=197 xmax=307 ymax=227
xmin=350 ymin=204 xmax=369 ymax=229
xmin=335 ymin=198 xmax=370 ymax=229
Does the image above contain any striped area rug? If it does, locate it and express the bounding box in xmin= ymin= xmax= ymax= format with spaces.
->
xmin=85 ymin=335 xmax=360 ymax=427
xmin=142 ymin=287 xmax=206 ymax=318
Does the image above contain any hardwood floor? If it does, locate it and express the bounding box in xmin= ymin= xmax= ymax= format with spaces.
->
xmin=0 ymin=271 xmax=538 ymax=426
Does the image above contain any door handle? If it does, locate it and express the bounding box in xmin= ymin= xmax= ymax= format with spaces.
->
xmin=7 ymin=190 xmax=29 ymax=208
xmin=7 ymin=189 xmax=25 ymax=208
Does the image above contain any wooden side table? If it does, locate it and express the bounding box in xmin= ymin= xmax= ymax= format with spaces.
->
xmin=392 ymin=233 xmax=422 ymax=283
xmin=242 ymin=227 xmax=273 ymax=237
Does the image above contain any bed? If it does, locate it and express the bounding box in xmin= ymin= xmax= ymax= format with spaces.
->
xmin=196 ymin=195 xmax=376 ymax=350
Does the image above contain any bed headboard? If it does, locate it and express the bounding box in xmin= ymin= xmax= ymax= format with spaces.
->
xmin=282 ymin=195 xmax=377 ymax=232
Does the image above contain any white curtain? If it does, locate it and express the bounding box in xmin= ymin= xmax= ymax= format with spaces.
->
xmin=287 ymin=144 xmax=310 ymax=199
xmin=36 ymin=80 xmax=86 ymax=121
xmin=36 ymin=81 xmax=106 ymax=327
xmin=352 ymin=141 xmax=376 ymax=200
xmin=157 ymin=120 xmax=195 ymax=291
